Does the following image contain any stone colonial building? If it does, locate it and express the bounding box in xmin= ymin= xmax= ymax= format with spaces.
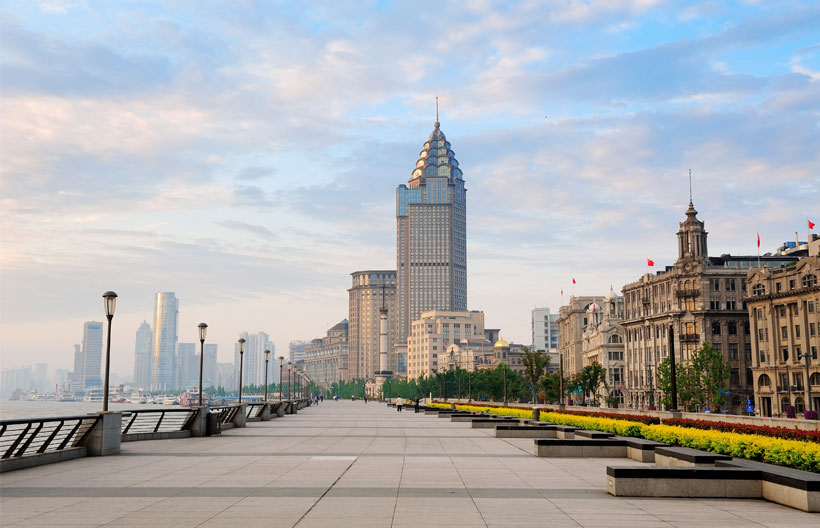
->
xmin=304 ymin=320 xmax=348 ymax=390
xmin=621 ymin=200 xmax=798 ymax=412
xmin=745 ymin=257 xmax=820 ymax=416
xmin=406 ymin=310 xmax=485 ymax=379
xmin=558 ymin=296 xmax=597 ymax=377
xmin=581 ymin=289 xmax=625 ymax=405
xmin=442 ymin=337 xmax=528 ymax=376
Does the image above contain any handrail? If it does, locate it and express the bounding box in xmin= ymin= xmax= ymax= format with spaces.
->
xmin=0 ymin=415 xmax=99 ymax=459
xmin=120 ymin=409 xmax=196 ymax=434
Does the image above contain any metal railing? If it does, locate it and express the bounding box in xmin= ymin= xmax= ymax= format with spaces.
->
xmin=121 ymin=409 xmax=196 ymax=434
xmin=245 ymin=403 xmax=266 ymax=418
xmin=0 ymin=415 xmax=99 ymax=459
xmin=210 ymin=404 xmax=241 ymax=424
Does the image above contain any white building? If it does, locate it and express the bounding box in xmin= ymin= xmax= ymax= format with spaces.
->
xmin=151 ymin=292 xmax=178 ymax=392
xmin=133 ymin=321 xmax=152 ymax=389
xmin=81 ymin=321 xmax=103 ymax=388
xmin=235 ymin=331 xmax=275 ymax=387
xmin=532 ymin=307 xmax=559 ymax=369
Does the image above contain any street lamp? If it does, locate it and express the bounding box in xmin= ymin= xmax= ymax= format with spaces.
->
xmin=279 ymin=356 xmax=284 ymax=400
xmin=647 ymin=363 xmax=655 ymax=409
xmin=198 ymin=323 xmax=208 ymax=407
xmin=287 ymin=361 xmax=292 ymax=399
xmin=668 ymin=315 xmax=678 ymax=411
xmin=101 ymin=291 xmax=117 ymax=412
xmin=238 ymin=338 xmax=246 ymax=404
xmin=264 ymin=349 xmax=271 ymax=402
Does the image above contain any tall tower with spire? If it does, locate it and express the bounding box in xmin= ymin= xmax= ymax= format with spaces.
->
xmin=395 ymin=104 xmax=467 ymax=348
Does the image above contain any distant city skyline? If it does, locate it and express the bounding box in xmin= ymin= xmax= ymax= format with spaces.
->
xmin=1 ymin=1 xmax=818 ymax=376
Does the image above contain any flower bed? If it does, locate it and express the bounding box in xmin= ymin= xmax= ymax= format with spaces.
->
xmin=433 ymin=402 xmax=820 ymax=472
xmin=662 ymin=418 xmax=820 ymax=443
xmin=542 ymin=408 xmax=659 ymax=425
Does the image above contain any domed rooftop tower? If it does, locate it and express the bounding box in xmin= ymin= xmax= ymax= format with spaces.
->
xmin=396 ymin=99 xmax=468 ymax=346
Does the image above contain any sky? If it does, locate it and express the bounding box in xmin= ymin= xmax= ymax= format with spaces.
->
xmin=1 ymin=0 xmax=818 ymax=379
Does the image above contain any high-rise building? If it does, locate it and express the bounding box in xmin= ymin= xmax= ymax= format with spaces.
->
xmin=348 ymin=270 xmax=396 ymax=381
xmin=81 ymin=321 xmax=103 ymax=388
xmin=151 ymin=292 xmax=178 ymax=391
xmin=532 ymin=307 xmax=559 ymax=368
xmin=289 ymin=340 xmax=308 ymax=366
xmin=70 ymin=344 xmax=83 ymax=391
xmin=234 ymin=331 xmax=273 ymax=387
xmin=203 ymin=343 xmax=218 ymax=388
xmin=746 ymin=256 xmax=820 ymax=416
xmin=395 ymin=111 xmax=467 ymax=348
xmin=133 ymin=321 xmax=152 ymax=389
xmin=176 ymin=343 xmax=198 ymax=389
xmin=34 ymin=363 xmax=48 ymax=394
xmin=621 ymin=200 xmax=798 ymax=412
xmin=216 ymin=362 xmax=235 ymax=391
xmin=1 ymin=366 xmax=33 ymax=397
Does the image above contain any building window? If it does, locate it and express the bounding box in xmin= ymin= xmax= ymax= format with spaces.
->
xmin=795 ymin=325 xmax=801 ymax=338
xmin=730 ymin=368 xmax=740 ymax=386
xmin=726 ymin=279 xmax=736 ymax=291
xmin=803 ymin=275 xmax=817 ymax=288
xmin=729 ymin=344 xmax=738 ymax=360
xmin=782 ymin=348 xmax=789 ymax=361
xmin=759 ymin=374 xmax=771 ymax=387
xmin=811 ymin=323 xmax=816 ymax=337
xmin=752 ymin=284 xmax=765 ymax=296
xmin=776 ymin=282 xmax=782 ymax=293
xmin=745 ymin=344 xmax=751 ymax=361
xmin=712 ymin=322 xmax=721 ymax=335
xmin=781 ymin=327 xmax=788 ymax=339
xmin=728 ymin=321 xmax=737 ymax=335
xmin=789 ymin=279 xmax=796 ymax=290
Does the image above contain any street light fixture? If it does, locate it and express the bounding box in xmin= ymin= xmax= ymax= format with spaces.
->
xmin=198 ymin=323 xmax=208 ymax=407
xmin=101 ymin=291 xmax=117 ymax=412
xmin=279 ymin=356 xmax=284 ymax=400
xmin=264 ymin=349 xmax=271 ymax=402
xmin=287 ymin=361 xmax=292 ymax=400
xmin=238 ymin=338 xmax=246 ymax=404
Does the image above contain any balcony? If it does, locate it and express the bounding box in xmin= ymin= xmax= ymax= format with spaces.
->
xmin=676 ymin=288 xmax=701 ymax=298
xmin=679 ymin=333 xmax=699 ymax=343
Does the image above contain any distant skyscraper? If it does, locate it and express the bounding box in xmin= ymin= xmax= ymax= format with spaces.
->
xmin=151 ymin=292 xmax=178 ymax=391
xmin=71 ymin=344 xmax=83 ymax=391
xmin=81 ymin=321 xmax=103 ymax=388
xmin=216 ymin=362 xmax=235 ymax=391
xmin=34 ymin=363 xmax=48 ymax=394
xmin=234 ymin=332 xmax=273 ymax=387
xmin=203 ymin=344 xmax=217 ymax=387
xmin=176 ymin=343 xmax=198 ymax=389
xmin=134 ymin=321 xmax=153 ymax=389
xmin=395 ymin=111 xmax=467 ymax=346
xmin=532 ymin=307 xmax=559 ymax=351
xmin=289 ymin=340 xmax=308 ymax=365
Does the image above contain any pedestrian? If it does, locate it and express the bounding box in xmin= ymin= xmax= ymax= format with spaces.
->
xmin=414 ymin=397 xmax=420 ymax=413
xmin=396 ymin=396 xmax=403 ymax=412
xmin=364 ymin=395 xmax=368 ymax=404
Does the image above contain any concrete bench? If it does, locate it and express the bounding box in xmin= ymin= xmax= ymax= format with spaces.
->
xmin=534 ymin=438 xmax=627 ymax=458
xmin=655 ymin=446 xmax=732 ymax=468
xmin=494 ymin=425 xmax=558 ymax=438
xmin=716 ymin=459 xmax=820 ymax=512
xmin=469 ymin=418 xmax=518 ymax=429
xmin=606 ymin=466 xmax=762 ymax=498
xmin=450 ymin=414 xmax=489 ymax=422
xmin=621 ymin=437 xmax=667 ymax=462
xmin=575 ymin=430 xmax=613 ymax=439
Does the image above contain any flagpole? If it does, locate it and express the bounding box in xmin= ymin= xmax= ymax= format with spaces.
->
xmin=757 ymin=233 xmax=760 ymax=268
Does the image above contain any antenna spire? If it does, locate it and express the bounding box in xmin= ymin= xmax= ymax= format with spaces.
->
xmin=688 ymin=169 xmax=693 ymax=204
xmin=435 ymin=96 xmax=439 ymax=125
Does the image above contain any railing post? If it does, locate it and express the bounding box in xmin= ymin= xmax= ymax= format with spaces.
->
xmin=81 ymin=412 xmax=121 ymax=456
xmin=232 ymin=404 xmax=247 ymax=428
xmin=189 ymin=406 xmax=209 ymax=437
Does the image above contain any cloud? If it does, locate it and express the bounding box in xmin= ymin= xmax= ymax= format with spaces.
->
xmin=216 ymin=220 xmax=277 ymax=240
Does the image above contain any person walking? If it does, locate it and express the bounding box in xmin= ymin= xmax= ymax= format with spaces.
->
xmin=396 ymin=396 xmax=403 ymax=412
xmin=414 ymin=397 xmax=420 ymax=413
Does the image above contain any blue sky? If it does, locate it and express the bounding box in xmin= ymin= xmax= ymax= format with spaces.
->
xmin=1 ymin=0 xmax=818 ymax=377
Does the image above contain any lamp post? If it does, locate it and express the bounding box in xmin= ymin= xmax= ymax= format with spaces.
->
xmin=468 ymin=368 xmax=472 ymax=403
xmin=559 ymin=351 xmax=564 ymax=406
xmin=668 ymin=315 xmax=678 ymax=411
xmin=278 ymin=356 xmax=284 ymax=400
xmin=198 ymin=323 xmax=208 ymax=407
xmin=287 ymin=361 xmax=292 ymax=399
xmin=101 ymin=291 xmax=117 ymax=412
xmin=647 ymin=363 xmax=655 ymax=409
xmin=264 ymin=349 xmax=271 ymax=402
xmin=238 ymin=338 xmax=245 ymax=404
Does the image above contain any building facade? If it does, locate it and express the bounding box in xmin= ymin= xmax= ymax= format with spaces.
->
xmin=621 ymin=200 xmax=798 ymax=412
xmin=558 ymin=297 xmax=597 ymax=377
xmin=395 ymin=115 xmax=467 ymax=349
xmin=176 ymin=343 xmax=198 ymax=390
xmin=203 ymin=343 xmax=218 ymax=388
xmin=406 ymin=310 xmax=484 ymax=379
xmin=532 ymin=306 xmax=559 ymax=369
xmin=234 ymin=331 xmax=274 ymax=388
xmin=151 ymin=292 xmax=178 ymax=392
xmin=81 ymin=321 xmax=103 ymax=389
xmin=289 ymin=340 xmax=308 ymax=366
xmin=746 ymin=257 xmax=820 ymax=416
xmin=348 ymin=270 xmax=396 ymax=381
xmin=133 ymin=321 xmax=152 ymax=389
xmin=581 ymin=290 xmax=625 ymax=404
xmin=70 ymin=344 xmax=83 ymax=391
xmin=305 ymin=320 xmax=348 ymax=389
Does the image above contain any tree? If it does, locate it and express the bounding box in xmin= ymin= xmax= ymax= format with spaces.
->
xmin=692 ymin=341 xmax=731 ymax=411
xmin=579 ymin=362 xmax=607 ymax=406
xmin=540 ymin=372 xmax=561 ymax=403
xmin=521 ymin=347 xmax=549 ymax=402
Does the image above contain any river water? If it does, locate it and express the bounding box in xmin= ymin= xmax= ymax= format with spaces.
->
xmin=0 ymin=400 xmax=184 ymax=421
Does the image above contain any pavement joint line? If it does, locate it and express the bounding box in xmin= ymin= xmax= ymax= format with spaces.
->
xmin=292 ymin=457 xmax=358 ymax=527
xmin=390 ymin=452 xmax=406 ymax=528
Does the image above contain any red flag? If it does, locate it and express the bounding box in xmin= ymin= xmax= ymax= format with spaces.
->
xmin=560 ymin=289 xmax=563 ymax=296
xmin=647 ymin=259 xmax=655 ymax=267
xmin=572 ymin=278 xmax=576 ymax=284
xmin=592 ymin=303 xmax=596 ymax=313
xmin=810 ymin=219 xmax=816 ymax=230
xmin=757 ymin=233 xmax=760 ymax=248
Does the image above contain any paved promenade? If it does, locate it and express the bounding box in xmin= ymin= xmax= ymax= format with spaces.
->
xmin=1 ymin=401 xmax=817 ymax=527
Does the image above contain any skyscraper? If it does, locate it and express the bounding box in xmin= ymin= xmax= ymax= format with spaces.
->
xmin=235 ymin=331 xmax=273 ymax=387
xmin=289 ymin=340 xmax=308 ymax=366
xmin=151 ymin=292 xmax=178 ymax=391
xmin=203 ymin=343 xmax=218 ymax=388
xmin=81 ymin=321 xmax=103 ymax=388
xmin=134 ymin=321 xmax=153 ymax=389
xmin=176 ymin=343 xmax=198 ymax=389
xmin=395 ymin=109 xmax=467 ymax=347
xmin=71 ymin=344 xmax=83 ymax=391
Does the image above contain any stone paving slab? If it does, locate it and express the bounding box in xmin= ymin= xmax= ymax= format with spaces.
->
xmin=1 ymin=401 xmax=819 ymax=527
